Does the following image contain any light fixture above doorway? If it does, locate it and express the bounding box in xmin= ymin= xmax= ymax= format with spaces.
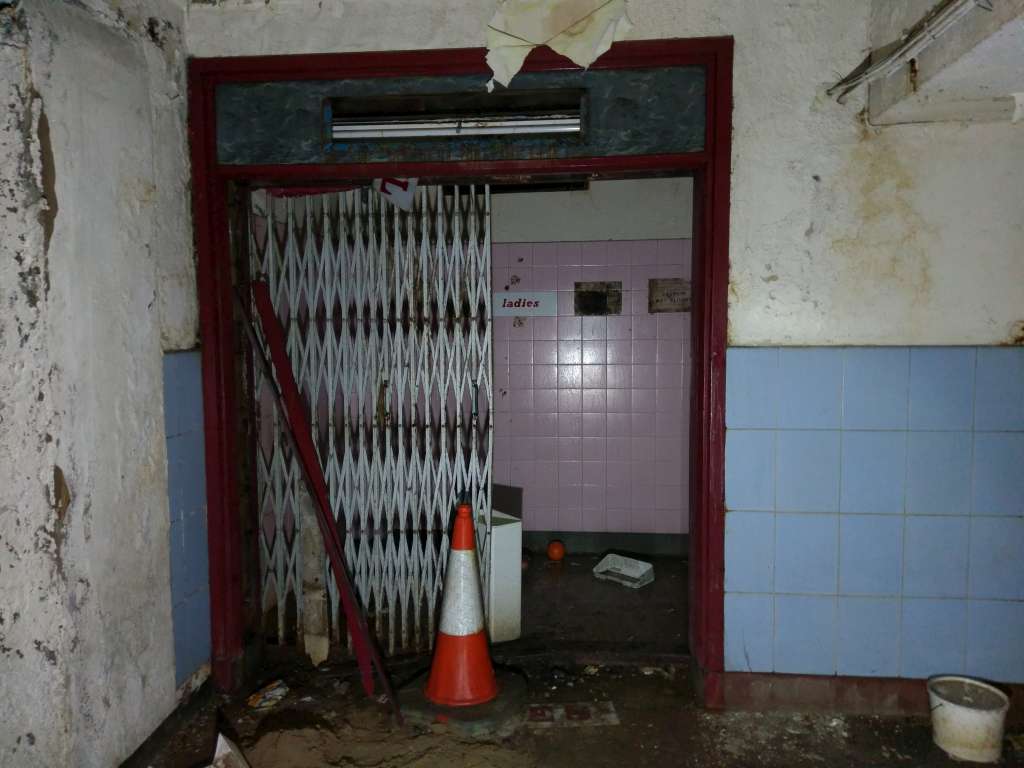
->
xmin=328 ymin=89 xmax=584 ymax=140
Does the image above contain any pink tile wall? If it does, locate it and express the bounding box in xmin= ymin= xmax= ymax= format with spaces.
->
xmin=492 ymin=240 xmax=692 ymax=534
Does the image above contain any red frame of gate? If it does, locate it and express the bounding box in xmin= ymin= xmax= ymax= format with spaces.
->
xmin=188 ymin=37 xmax=733 ymax=704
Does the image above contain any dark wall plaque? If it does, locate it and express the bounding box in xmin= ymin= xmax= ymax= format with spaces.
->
xmin=574 ymin=281 xmax=622 ymax=316
xmin=648 ymin=278 xmax=691 ymax=313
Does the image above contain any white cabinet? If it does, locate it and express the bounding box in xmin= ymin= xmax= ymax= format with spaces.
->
xmin=487 ymin=509 xmax=522 ymax=643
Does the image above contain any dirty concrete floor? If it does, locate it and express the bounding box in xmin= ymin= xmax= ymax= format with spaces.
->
xmin=123 ymin=655 xmax=1024 ymax=768
xmin=510 ymin=552 xmax=688 ymax=657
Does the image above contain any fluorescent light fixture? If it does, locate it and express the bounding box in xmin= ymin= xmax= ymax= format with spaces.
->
xmin=329 ymin=90 xmax=584 ymax=141
xmin=332 ymin=115 xmax=580 ymax=139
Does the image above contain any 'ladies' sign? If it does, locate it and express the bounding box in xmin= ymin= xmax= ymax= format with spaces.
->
xmin=492 ymin=291 xmax=557 ymax=317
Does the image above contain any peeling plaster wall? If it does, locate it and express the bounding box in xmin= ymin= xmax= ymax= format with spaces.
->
xmin=0 ymin=8 xmax=69 ymax=765
xmin=187 ymin=0 xmax=1024 ymax=346
xmin=1 ymin=1 xmax=195 ymax=765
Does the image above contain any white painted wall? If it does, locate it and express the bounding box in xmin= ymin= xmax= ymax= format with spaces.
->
xmin=492 ymin=178 xmax=693 ymax=243
xmin=187 ymin=0 xmax=1024 ymax=346
xmin=0 ymin=1 xmax=196 ymax=765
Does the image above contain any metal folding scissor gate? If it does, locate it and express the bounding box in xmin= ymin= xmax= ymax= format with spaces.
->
xmin=248 ymin=185 xmax=492 ymax=655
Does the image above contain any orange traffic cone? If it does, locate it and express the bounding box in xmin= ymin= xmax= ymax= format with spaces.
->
xmin=424 ymin=502 xmax=499 ymax=707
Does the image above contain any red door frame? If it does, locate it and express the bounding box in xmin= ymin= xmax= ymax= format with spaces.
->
xmin=188 ymin=37 xmax=732 ymax=702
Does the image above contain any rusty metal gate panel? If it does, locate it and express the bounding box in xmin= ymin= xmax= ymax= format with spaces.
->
xmin=248 ymin=185 xmax=493 ymax=654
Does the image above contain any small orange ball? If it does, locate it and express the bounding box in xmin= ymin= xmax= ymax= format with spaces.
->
xmin=547 ymin=540 xmax=566 ymax=562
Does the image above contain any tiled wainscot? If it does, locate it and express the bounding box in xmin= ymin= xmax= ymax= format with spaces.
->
xmin=491 ymin=240 xmax=692 ymax=535
xmin=724 ymin=347 xmax=1024 ymax=683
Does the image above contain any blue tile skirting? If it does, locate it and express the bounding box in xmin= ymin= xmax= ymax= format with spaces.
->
xmin=724 ymin=347 xmax=1024 ymax=683
xmin=163 ymin=350 xmax=211 ymax=687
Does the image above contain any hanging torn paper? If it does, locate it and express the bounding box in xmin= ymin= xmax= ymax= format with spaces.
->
xmin=485 ymin=0 xmax=633 ymax=91
xmin=372 ymin=178 xmax=418 ymax=211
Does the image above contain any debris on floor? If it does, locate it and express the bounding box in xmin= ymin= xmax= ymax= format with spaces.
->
xmin=246 ymin=707 xmax=532 ymax=768
xmin=204 ymin=734 xmax=251 ymax=768
xmin=246 ymin=680 xmax=289 ymax=710
xmin=526 ymin=701 xmax=620 ymax=728
xmin=125 ymin=654 xmax=1024 ymax=768
xmin=699 ymin=711 xmax=853 ymax=765
xmin=640 ymin=666 xmax=674 ymax=680
xmin=1011 ymin=732 xmax=1024 ymax=752
xmin=515 ymin=553 xmax=687 ymax=657
xmin=593 ymin=553 xmax=655 ymax=588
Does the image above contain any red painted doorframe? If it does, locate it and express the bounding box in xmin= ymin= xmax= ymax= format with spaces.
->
xmin=187 ymin=37 xmax=733 ymax=702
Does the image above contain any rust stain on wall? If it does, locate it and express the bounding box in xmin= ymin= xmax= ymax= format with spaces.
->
xmin=829 ymin=130 xmax=935 ymax=309
xmin=1004 ymin=320 xmax=1024 ymax=346
xmin=51 ymin=465 xmax=71 ymax=521
xmin=37 ymin=101 xmax=56 ymax=255
xmin=120 ymin=174 xmax=157 ymax=207
xmin=726 ymin=282 xmax=742 ymax=345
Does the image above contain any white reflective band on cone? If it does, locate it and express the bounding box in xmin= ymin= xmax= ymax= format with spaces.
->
xmin=438 ymin=549 xmax=485 ymax=636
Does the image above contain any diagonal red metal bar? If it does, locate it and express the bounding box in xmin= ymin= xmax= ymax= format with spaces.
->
xmin=245 ymin=280 xmax=400 ymax=718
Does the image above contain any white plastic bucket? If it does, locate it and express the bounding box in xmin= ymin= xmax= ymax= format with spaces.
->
xmin=928 ymin=675 xmax=1010 ymax=763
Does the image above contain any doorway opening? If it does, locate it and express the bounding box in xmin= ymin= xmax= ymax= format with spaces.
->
xmin=239 ymin=176 xmax=695 ymax=664
xmin=489 ymin=176 xmax=694 ymax=659
xmin=189 ymin=38 xmax=732 ymax=701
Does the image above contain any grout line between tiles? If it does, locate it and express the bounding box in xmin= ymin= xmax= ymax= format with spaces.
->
xmin=962 ymin=347 xmax=979 ymax=669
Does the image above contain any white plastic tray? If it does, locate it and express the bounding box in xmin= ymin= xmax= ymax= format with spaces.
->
xmin=592 ymin=553 xmax=655 ymax=589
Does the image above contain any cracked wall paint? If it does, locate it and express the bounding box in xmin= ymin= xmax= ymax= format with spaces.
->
xmin=1 ymin=1 xmax=195 ymax=766
xmin=0 ymin=8 xmax=69 ymax=766
xmin=187 ymin=0 xmax=1024 ymax=346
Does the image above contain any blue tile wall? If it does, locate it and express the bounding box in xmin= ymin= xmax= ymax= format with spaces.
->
xmin=725 ymin=348 xmax=779 ymax=429
xmin=724 ymin=346 xmax=1024 ymax=684
xmin=908 ymin=348 xmax=976 ymax=430
xmin=905 ymin=432 xmax=971 ymax=515
xmin=725 ymin=512 xmax=774 ymax=593
xmin=838 ymin=515 xmax=902 ymax=596
xmin=774 ymin=513 xmax=837 ymax=594
xmin=974 ymin=349 xmax=1024 ymax=431
xmin=774 ymin=595 xmax=836 ymax=675
xmin=900 ymin=598 xmax=967 ymax=679
xmin=968 ymin=517 xmax=1024 ymax=600
xmin=837 ymin=597 xmax=900 ymax=677
xmin=776 ymin=349 xmax=843 ymax=429
xmin=972 ymin=432 xmax=1024 ymax=516
xmin=163 ymin=350 xmax=210 ymax=688
xmin=842 ymin=348 xmax=909 ymax=430
xmin=775 ymin=431 xmax=840 ymax=512
xmin=967 ymin=601 xmax=1024 ymax=682
xmin=725 ymin=430 xmax=775 ymax=511
xmin=724 ymin=594 xmax=774 ymax=672
xmin=840 ymin=431 xmax=906 ymax=514
xmin=903 ymin=516 xmax=969 ymax=598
